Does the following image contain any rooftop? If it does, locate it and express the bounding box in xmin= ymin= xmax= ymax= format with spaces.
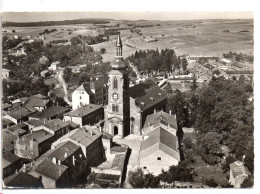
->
xmin=68 ymin=127 xmax=102 ymax=147
xmin=140 ymin=127 xmax=180 ymax=161
xmin=4 ymin=172 xmax=41 ymax=188
xmin=2 ymin=130 xmax=17 ymax=151
xmin=29 ymin=106 xmax=69 ymax=119
xmin=25 ymin=98 xmax=49 ymax=108
xmin=48 ymin=141 xmax=80 ymax=162
xmin=230 ymin=161 xmax=250 ymax=178
xmin=43 ymin=119 xmax=70 ymax=132
xmin=7 ymin=107 xmax=37 ymax=120
xmin=143 ymin=111 xmax=178 ymax=129
xmin=77 ymin=76 xmax=108 ymax=94
xmin=35 ymin=159 xmax=68 ymax=181
xmin=20 ymin=130 xmax=53 ymax=144
xmin=64 ymin=104 xmax=103 ymax=118
xmin=129 ymin=78 xmax=167 ymax=111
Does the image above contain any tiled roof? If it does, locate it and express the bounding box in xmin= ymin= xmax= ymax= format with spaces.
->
xmin=29 ymin=106 xmax=69 ymax=119
xmin=48 ymin=141 xmax=80 ymax=162
xmin=7 ymin=107 xmax=37 ymax=120
xmin=4 ymin=172 xmax=41 ymax=188
xmin=77 ymin=76 xmax=108 ymax=94
xmin=26 ymin=98 xmax=49 ymax=108
xmin=2 ymin=150 xmax=21 ymax=165
xmin=2 ymin=118 xmax=15 ymax=126
xmin=21 ymin=130 xmax=53 ymax=144
xmin=64 ymin=104 xmax=102 ymax=117
xmin=143 ymin=111 xmax=178 ymax=129
xmin=6 ymin=123 xmax=28 ymax=135
xmin=129 ymin=78 xmax=167 ymax=111
xmin=111 ymin=154 xmax=126 ymax=170
xmin=2 ymin=103 xmax=12 ymax=110
xmin=25 ymin=119 xmax=46 ymax=127
xmin=44 ymin=119 xmax=70 ymax=132
xmin=68 ymin=127 xmax=101 ymax=147
xmin=140 ymin=127 xmax=180 ymax=161
xmin=226 ymin=70 xmax=253 ymax=74
xmin=30 ymin=94 xmax=47 ymax=99
xmin=2 ymin=130 xmax=17 ymax=151
xmin=35 ymin=159 xmax=68 ymax=181
xmin=230 ymin=161 xmax=250 ymax=178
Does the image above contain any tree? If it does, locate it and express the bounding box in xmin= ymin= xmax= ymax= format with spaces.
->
xmin=196 ymin=132 xmax=222 ymax=165
xmin=70 ymin=36 xmax=81 ymax=45
xmin=128 ymin=168 xmax=160 ymax=188
xmin=159 ymin=163 xmax=193 ymax=183
xmin=100 ymin=48 xmax=106 ymax=54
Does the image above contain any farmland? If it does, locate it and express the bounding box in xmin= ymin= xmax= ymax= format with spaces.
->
xmin=2 ymin=19 xmax=253 ymax=62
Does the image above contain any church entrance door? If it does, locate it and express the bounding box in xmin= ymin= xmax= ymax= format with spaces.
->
xmin=114 ymin=126 xmax=118 ymax=136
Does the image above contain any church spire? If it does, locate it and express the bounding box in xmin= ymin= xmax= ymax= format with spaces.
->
xmin=111 ymin=32 xmax=127 ymax=70
xmin=115 ymin=32 xmax=123 ymax=59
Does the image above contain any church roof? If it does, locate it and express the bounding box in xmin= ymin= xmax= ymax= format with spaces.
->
xmin=129 ymin=78 xmax=167 ymax=111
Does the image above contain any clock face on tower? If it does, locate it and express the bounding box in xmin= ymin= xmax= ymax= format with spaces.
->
xmin=112 ymin=93 xmax=119 ymax=101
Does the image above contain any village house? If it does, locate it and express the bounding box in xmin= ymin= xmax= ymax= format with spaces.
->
xmin=5 ymin=123 xmax=29 ymax=137
xmin=2 ymin=68 xmax=10 ymax=80
xmin=14 ymin=129 xmax=54 ymax=160
xmin=2 ymin=150 xmax=23 ymax=179
xmin=224 ymin=70 xmax=253 ymax=81
xmin=29 ymin=126 xmax=105 ymax=188
xmin=229 ymin=160 xmax=250 ymax=188
xmin=72 ymin=76 xmax=108 ymax=110
xmin=2 ymin=118 xmax=15 ymax=129
xmin=32 ymin=119 xmax=71 ymax=140
xmin=3 ymin=172 xmax=43 ymax=188
xmin=4 ymin=107 xmax=38 ymax=124
xmin=51 ymin=126 xmax=106 ymax=171
xmin=139 ymin=126 xmax=180 ymax=175
xmin=29 ymin=106 xmax=70 ymax=121
xmin=63 ymin=104 xmax=104 ymax=127
xmin=48 ymin=61 xmax=60 ymax=71
xmin=142 ymin=111 xmax=178 ymax=135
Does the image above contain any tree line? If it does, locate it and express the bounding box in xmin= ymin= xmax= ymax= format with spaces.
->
xmin=126 ymin=49 xmax=188 ymax=73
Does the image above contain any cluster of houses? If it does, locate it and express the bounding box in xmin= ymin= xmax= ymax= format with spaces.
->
xmin=1 ymin=34 xmax=251 ymax=189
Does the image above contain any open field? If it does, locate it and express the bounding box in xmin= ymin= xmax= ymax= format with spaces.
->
xmin=93 ymin=19 xmax=253 ymax=62
xmin=3 ymin=19 xmax=253 ymax=62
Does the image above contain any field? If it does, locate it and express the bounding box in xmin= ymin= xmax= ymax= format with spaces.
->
xmin=93 ymin=19 xmax=253 ymax=62
xmin=3 ymin=19 xmax=253 ymax=62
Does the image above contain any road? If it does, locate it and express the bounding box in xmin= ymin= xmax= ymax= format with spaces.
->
xmin=56 ymin=69 xmax=72 ymax=107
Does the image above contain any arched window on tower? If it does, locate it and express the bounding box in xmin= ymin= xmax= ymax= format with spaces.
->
xmin=113 ymin=77 xmax=118 ymax=89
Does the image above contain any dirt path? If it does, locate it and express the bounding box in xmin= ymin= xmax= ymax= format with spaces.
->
xmin=56 ymin=69 xmax=72 ymax=107
xmin=128 ymin=62 xmax=141 ymax=78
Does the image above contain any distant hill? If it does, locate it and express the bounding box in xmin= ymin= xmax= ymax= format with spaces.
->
xmin=2 ymin=18 xmax=111 ymax=27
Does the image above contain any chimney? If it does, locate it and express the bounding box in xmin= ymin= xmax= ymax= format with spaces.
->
xmin=169 ymin=110 xmax=172 ymax=115
xmin=90 ymin=130 xmax=93 ymax=136
xmin=58 ymin=160 xmax=61 ymax=165
xmin=52 ymin=157 xmax=56 ymax=164
xmin=154 ymin=109 xmax=156 ymax=114
xmin=64 ymin=152 xmax=68 ymax=157
xmin=99 ymin=126 xmax=102 ymax=133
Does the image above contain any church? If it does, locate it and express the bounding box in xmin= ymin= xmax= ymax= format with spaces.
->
xmin=104 ymin=34 xmax=167 ymax=138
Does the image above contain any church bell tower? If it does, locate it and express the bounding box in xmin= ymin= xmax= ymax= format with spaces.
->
xmin=105 ymin=33 xmax=130 ymax=138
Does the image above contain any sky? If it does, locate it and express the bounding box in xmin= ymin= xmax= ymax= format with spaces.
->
xmin=2 ymin=12 xmax=254 ymax=22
